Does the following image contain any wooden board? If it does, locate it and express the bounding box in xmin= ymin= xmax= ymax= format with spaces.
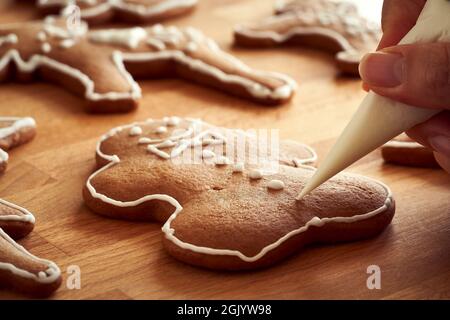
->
xmin=0 ymin=0 xmax=449 ymax=300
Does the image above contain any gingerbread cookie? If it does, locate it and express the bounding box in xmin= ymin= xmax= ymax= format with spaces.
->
xmin=0 ymin=117 xmax=36 ymax=174
xmin=0 ymin=199 xmax=61 ymax=296
xmin=381 ymin=133 xmax=439 ymax=168
xmin=234 ymin=0 xmax=381 ymax=75
xmin=37 ymin=0 xmax=198 ymax=25
xmin=83 ymin=117 xmax=395 ymax=270
xmin=0 ymin=19 xmax=296 ymax=112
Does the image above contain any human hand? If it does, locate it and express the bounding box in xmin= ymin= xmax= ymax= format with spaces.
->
xmin=358 ymin=0 xmax=450 ymax=172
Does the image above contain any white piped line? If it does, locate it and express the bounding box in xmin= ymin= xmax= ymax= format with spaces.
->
xmin=0 ymin=199 xmax=36 ymax=224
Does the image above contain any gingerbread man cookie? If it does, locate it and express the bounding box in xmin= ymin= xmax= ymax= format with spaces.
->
xmin=0 ymin=199 xmax=62 ymax=296
xmin=83 ymin=117 xmax=395 ymax=270
xmin=381 ymin=133 xmax=439 ymax=168
xmin=37 ymin=0 xmax=197 ymax=25
xmin=0 ymin=117 xmax=36 ymax=174
xmin=0 ymin=18 xmax=296 ymax=113
xmin=234 ymin=0 xmax=381 ymax=75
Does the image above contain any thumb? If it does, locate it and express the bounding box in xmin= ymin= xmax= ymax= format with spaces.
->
xmin=359 ymin=43 xmax=450 ymax=110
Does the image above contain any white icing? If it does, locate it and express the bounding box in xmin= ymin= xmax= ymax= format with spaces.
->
xmin=37 ymin=31 xmax=47 ymax=42
xmin=146 ymin=38 xmax=166 ymax=51
xmin=129 ymin=126 xmax=142 ymax=136
xmin=202 ymin=149 xmax=215 ymax=159
xmin=0 ymin=117 xmax=36 ymax=140
xmin=85 ymin=118 xmax=389 ymax=264
xmin=0 ymin=34 xmax=18 ymax=46
xmin=155 ymin=126 xmax=168 ymax=134
xmin=383 ymin=140 xmax=425 ymax=149
xmin=233 ymin=162 xmax=244 ymax=173
xmin=0 ymin=198 xmax=36 ymax=224
xmin=248 ymin=169 xmax=263 ymax=180
xmin=166 ymin=116 xmax=181 ymax=126
xmin=186 ymin=41 xmax=198 ymax=52
xmin=0 ymin=148 xmax=8 ymax=162
xmin=267 ymin=179 xmax=285 ymax=190
xmin=89 ymin=27 xmax=148 ymax=49
xmin=0 ymin=228 xmax=61 ymax=284
xmin=41 ymin=43 xmax=52 ymax=53
xmin=215 ymin=155 xmax=231 ymax=166
xmin=59 ymin=38 xmax=76 ymax=48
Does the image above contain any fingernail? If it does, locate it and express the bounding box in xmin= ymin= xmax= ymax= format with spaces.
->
xmin=429 ymin=135 xmax=450 ymax=157
xmin=359 ymin=52 xmax=404 ymax=88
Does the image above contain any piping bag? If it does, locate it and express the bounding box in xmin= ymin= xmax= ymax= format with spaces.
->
xmin=298 ymin=0 xmax=450 ymax=199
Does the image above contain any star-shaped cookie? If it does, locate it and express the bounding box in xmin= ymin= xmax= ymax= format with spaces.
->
xmin=83 ymin=117 xmax=395 ymax=270
xmin=37 ymin=0 xmax=197 ymax=25
xmin=0 ymin=199 xmax=61 ymax=296
xmin=381 ymin=133 xmax=439 ymax=168
xmin=0 ymin=18 xmax=296 ymax=113
xmin=0 ymin=117 xmax=36 ymax=174
xmin=234 ymin=0 xmax=381 ymax=75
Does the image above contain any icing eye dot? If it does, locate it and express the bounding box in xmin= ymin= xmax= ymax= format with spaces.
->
xmin=202 ymin=149 xmax=215 ymax=159
xmin=36 ymin=31 xmax=47 ymax=42
xmin=129 ymin=126 xmax=143 ymax=136
xmin=167 ymin=116 xmax=181 ymax=126
xmin=41 ymin=43 xmax=51 ymax=53
xmin=267 ymin=179 xmax=285 ymax=190
xmin=248 ymin=169 xmax=263 ymax=180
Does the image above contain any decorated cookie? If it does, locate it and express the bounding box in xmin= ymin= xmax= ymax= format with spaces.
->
xmin=83 ymin=117 xmax=395 ymax=270
xmin=0 ymin=117 xmax=36 ymax=174
xmin=0 ymin=199 xmax=61 ymax=296
xmin=0 ymin=18 xmax=296 ymax=113
xmin=234 ymin=0 xmax=381 ymax=75
xmin=37 ymin=0 xmax=198 ymax=25
xmin=381 ymin=133 xmax=439 ymax=168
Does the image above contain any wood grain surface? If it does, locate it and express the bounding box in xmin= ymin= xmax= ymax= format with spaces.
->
xmin=0 ymin=0 xmax=448 ymax=300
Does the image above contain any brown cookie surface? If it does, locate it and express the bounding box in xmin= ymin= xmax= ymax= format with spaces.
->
xmin=37 ymin=0 xmax=197 ymax=25
xmin=0 ymin=19 xmax=296 ymax=113
xmin=234 ymin=0 xmax=381 ymax=75
xmin=0 ymin=200 xmax=61 ymax=297
xmin=381 ymin=133 xmax=439 ymax=168
xmin=84 ymin=117 xmax=395 ymax=270
xmin=0 ymin=117 xmax=36 ymax=174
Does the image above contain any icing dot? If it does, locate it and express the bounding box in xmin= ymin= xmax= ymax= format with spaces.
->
xmin=202 ymin=149 xmax=215 ymax=159
xmin=129 ymin=126 xmax=143 ymax=136
xmin=166 ymin=116 xmax=181 ymax=126
xmin=41 ymin=43 xmax=51 ymax=53
xmin=267 ymin=179 xmax=285 ymax=190
xmin=186 ymin=42 xmax=198 ymax=53
xmin=155 ymin=126 xmax=168 ymax=134
xmin=248 ymin=169 xmax=263 ymax=180
xmin=215 ymin=156 xmax=231 ymax=166
xmin=233 ymin=162 xmax=244 ymax=173
xmin=60 ymin=38 xmax=76 ymax=48
xmin=138 ymin=137 xmax=152 ymax=144
xmin=37 ymin=31 xmax=47 ymax=41
xmin=156 ymin=139 xmax=176 ymax=148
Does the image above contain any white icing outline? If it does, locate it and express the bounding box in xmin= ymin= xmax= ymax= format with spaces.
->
xmin=0 ymin=228 xmax=61 ymax=284
xmin=0 ymin=117 xmax=36 ymax=166
xmin=85 ymin=119 xmax=393 ymax=263
xmin=38 ymin=0 xmax=198 ymax=19
xmin=1 ymin=23 xmax=296 ymax=104
xmin=383 ymin=140 xmax=425 ymax=149
xmin=0 ymin=198 xmax=36 ymax=224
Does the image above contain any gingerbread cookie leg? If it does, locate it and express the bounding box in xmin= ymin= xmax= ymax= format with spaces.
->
xmin=84 ymin=117 xmax=395 ymax=270
xmin=0 ymin=199 xmax=35 ymax=240
xmin=234 ymin=0 xmax=381 ymax=76
xmin=381 ymin=134 xmax=439 ymax=168
xmin=0 ymin=228 xmax=61 ymax=297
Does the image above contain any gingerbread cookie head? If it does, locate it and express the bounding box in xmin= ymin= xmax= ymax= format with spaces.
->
xmin=84 ymin=117 xmax=395 ymax=270
xmin=382 ymin=134 xmax=439 ymax=168
xmin=0 ymin=199 xmax=61 ymax=297
xmin=0 ymin=19 xmax=296 ymax=113
xmin=234 ymin=0 xmax=381 ymax=75
xmin=37 ymin=0 xmax=198 ymax=25
xmin=0 ymin=117 xmax=36 ymax=174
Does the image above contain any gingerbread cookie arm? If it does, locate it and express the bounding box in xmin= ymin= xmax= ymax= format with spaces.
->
xmin=381 ymin=134 xmax=439 ymax=168
xmin=0 ymin=199 xmax=35 ymax=240
xmin=0 ymin=228 xmax=61 ymax=296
